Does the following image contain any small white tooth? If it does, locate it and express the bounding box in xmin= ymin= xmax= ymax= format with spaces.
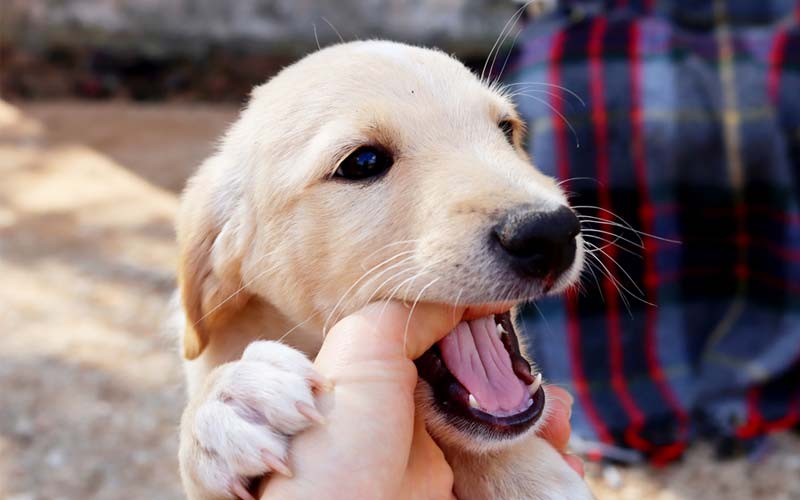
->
xmin=469 ymin=394 xmax=480 ymax=409
xmin=529 ymin=373 xmax=543 ymax=394
xmin=496 ymin=323 xmax=507 ymax=336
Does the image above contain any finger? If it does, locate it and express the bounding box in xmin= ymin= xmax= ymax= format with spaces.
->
xmin=407 ymin=413 xmax=443 ymax=465
xmin=322 ymin=301 xmax=466 ymax=366
xmin=401 ymin=413 xmax=454 ymax=500
xmin=545 ymin=385 xmax=574 ymax=409
xmin=562 ymin=453 xmax=585 ymax=477
xmin=536 ymin=386 xmax=573 ymax=452
xmin=260 ymin=301 xmax=461 ymax=500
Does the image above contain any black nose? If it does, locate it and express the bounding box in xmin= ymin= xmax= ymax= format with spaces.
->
xmin=493 ymin=205 xmax=581 ymax=280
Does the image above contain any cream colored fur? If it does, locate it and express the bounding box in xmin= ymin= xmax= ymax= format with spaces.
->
xmin=175 ymin=41 xmax=592 ymax=499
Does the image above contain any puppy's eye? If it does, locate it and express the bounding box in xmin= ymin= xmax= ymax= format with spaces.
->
xmin=334 ymin=146 xmax=393 ymax=181
xmin=498 ymin=119 xmax=515 ymax=144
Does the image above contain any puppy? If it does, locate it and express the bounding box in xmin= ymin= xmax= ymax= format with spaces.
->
xmin=175 ymin=41 xmax=592 ymax=500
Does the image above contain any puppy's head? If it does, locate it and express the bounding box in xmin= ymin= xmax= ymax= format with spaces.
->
xmin=178 ymin=41 xmax=583 ymax=451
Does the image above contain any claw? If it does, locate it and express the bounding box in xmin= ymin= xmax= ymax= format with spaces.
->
xmin=262 ymin=450 xmax=292 ymax=477
xmin=231 ymin=481 xmax=256 ymax=500
xmin=296 ymin=400 xmax=326 ymax=425
xmin=307 ymin=370 xmax=334 ymax=392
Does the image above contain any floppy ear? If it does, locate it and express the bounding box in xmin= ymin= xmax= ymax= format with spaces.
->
xmin=177 ymin=170 xmax=254 ymax=360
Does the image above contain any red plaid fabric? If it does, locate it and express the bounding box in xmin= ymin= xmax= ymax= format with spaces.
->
xmin=504 ymin=0 xmax=800 ymax=463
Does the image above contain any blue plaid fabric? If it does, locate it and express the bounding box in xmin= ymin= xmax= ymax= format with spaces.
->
xmin=503 ymin=0 xmax=800 ymax=463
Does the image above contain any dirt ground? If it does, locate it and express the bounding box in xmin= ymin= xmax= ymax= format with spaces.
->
xmin=1 ymin=100 xmax=798 ymax=500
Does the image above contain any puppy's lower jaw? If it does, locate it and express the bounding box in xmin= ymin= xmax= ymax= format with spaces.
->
xmin=415 ymin=308 xmax=545 ymax=449
xmin=442 ymin=433 xmax=595 ymax=500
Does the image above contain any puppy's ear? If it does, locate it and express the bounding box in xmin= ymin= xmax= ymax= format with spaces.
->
xmin=177 ymin=170 xmax=254 ymax=360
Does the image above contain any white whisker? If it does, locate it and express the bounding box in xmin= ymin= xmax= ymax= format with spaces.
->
xmin=581 ymin=227 xmax=644 ymax=249
xmin=513 ymin=91 xmax=581 ymax=148
xmin=378 ymin=268 xmax=431 ymax=323
xmin=278 ymin=311 xmax=320 ymax=342
xmin=322 ymin=250 xmax=416 ymax=335
xmin=582 ymin=257 xmax=606 ymax=303
xmin=312 ymin=23 xmax=321 ymax=50
xmin=321 ymin=17 xmax=344 ymax=43
xmin=574 ymin=205 xmax=682 ymax=245
xmin=584 ymin=241 xmax=645 ymax=297
xmin=360 ymin=239 xmax=419 ymax=269
xmin=481 ymin=1 xmax=533 ymax=84
xmin=504 ymin=87 xmax=564 ymax=103
xmin=584 ymin=245 xmax=654 ymax=311
xmin=362 ymin=258 xmax=418 ymax=305
xmin=192 ymin=247 xmax=282 ymax=328
xmin=583 ymin=234 xmax=642 ymax=259
xmin=589 ymin=250 xmax=634 ymax=314
xmin=502 ymin=81 xmax=586 ymax=107
xmin=556 ymin=176 xmax=599 ymax=188
xmin=578 ymin=216 xmax=645 ymax=245
xmin=491 ymin=25 xmax=524 ymax=87
xmin=531 ymin=301 xmax=553 ymax=335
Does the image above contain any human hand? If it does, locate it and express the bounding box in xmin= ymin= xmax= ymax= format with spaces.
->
xmin=259 ymin=301 xmax=582 ymax=499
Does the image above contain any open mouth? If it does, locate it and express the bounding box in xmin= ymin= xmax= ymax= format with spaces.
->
xmin=415 ymin=309 xmax=545 ymax=439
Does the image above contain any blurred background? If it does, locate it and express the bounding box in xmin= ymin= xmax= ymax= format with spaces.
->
xmin=1 ymin=1 xmax=799 ymax=499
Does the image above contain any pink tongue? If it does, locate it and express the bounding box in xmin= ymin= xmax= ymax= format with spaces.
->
xmin=438 ymin=316 xmax=528 ymax=414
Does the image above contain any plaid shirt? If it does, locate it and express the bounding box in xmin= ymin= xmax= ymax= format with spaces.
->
xmin=504 ymin=0 xmax=800 ymax=463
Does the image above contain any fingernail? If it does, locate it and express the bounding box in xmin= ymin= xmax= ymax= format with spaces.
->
xmin=562 ymin=390 xmax=574 ymax=407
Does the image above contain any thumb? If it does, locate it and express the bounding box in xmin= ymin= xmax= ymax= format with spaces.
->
xmin=259 ymin=301 xmax=461 ymax=499
xmin=318 ymin=301 xmax=466 ymax=373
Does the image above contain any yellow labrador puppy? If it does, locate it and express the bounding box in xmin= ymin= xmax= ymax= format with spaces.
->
xmin=176 ymin=41 xmax=592 ymax=500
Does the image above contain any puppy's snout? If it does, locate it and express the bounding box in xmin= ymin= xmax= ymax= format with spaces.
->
xmin=493 ymin=205 xmax=581 ymax=280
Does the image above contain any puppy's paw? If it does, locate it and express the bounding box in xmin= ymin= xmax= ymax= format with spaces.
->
xmin=180 ymin=341 xmax=328 ymax=500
